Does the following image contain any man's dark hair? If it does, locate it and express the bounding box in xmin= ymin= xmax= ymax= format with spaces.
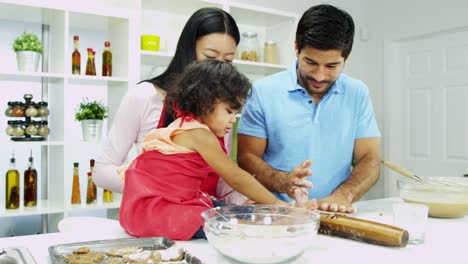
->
xmin=165 ymin=60 xmax=251 ymax=119
xmin=296 ymin=4 xmax=355 ymax=59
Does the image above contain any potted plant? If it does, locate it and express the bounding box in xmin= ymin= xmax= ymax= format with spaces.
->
xmin=74 ymin=98 xmax=108 ymax=142
xmin=13 ymin=31 xmax=44 ymax=72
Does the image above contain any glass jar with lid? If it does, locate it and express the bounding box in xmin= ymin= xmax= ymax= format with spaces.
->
xmin=6 ymin=121 xmax=15 ymax=136
xmin=264 ymin=40 xmax=279 ymax=64
xmin=12 ymin=102 xmax=25 ymax=117
xmin=38 ymin=121 xmax=50 ymax=137
xmin=240 ymin=32 xmax=260 ymax=62
xmin=37 ymin=102 xmax=49 ymax=117
xmin=26 ymin=103 xmax=39 ymax=117
xmin=5 ymin=102 xmax=14 ymax=117
xmin=12 ymin=122 xmax=25 ymax=137
xmin=26 ymin=122 xmax=39 ymax=136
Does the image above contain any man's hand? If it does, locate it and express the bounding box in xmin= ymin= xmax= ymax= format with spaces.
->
xmin=318 ymin=193 xmax=356 ymax=214
xmin=284 ymin=160 xmax=313 ymax=198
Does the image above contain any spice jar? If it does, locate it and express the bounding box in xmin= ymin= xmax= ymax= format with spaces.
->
xmin=5 ymin=121 xmax=15 ymax=136
xmin=38 ymin=121 xmax=50 ymax=137
xmin=264 ymin=40 xmax=279 ymax=64
xmin=240 ymin=32 xmax=259 ymax=62
xmin=25 ymin=103 xmax=38 ymax=117
xmin=5 ymin=102 xmax=13 ymax=117
xmin=37 ymin=102 xmax=49 ymax=117
xmin=26 ymin=123 xmax=39 ymax=136
xmin=12 ymin=122 xmax=25 ymax=136
xmin=12 ymin=103 xmax=25 ymax=117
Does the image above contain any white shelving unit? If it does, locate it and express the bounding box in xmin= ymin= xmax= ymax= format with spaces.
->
xmin=138 ymin=0 xmax=297 ymax=80
xmin=0 ymin=71 xmax=65 ymax=79
xmin=227 ymin=0 xmax=297 ymax=66
xmin=140 ymin=50 xmax=288 ymax=76
xmin=0 ymin=1 xmax=132 ymax=231
xmin=0 ymin=199 xmax=121 ymax=218
xmin=0 ymin=0 xmax=298 ymax=234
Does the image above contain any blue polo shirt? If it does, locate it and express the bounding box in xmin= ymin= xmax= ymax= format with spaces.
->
xmin=237 ymin=60 xmax=381 ymax=201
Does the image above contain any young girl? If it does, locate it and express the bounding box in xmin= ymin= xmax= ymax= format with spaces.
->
xmin=119 ymin=60 xmax=309 ymax=240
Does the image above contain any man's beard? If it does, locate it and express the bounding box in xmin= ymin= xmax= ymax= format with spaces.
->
xmin=297 ymin=68 xmax=333 ymax=95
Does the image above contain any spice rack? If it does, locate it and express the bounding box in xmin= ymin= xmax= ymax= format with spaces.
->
xmin=5 ymin=94 xmax=49 ymax=141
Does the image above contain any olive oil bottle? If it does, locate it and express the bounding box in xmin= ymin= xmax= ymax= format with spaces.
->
xmin=86 ymin=172 xmax=95 ymax=204
xmin=90 ymin=159 xmax=96 ymax=201
xmin=6 ymin=153 xmax=20 ymax=209
xmin=24 ymin=150 xmax=37 ymax=206
xmin=102 ymin=41 xmax=112 ymax=76
xmin=71 ymin=162 xmax=81 ymax=204
xmin=72 ymin=35 xmax=81 ymax=74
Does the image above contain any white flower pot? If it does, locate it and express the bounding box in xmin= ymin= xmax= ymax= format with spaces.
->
xmin=16 ymin=51 xmax=41 ymax=72
xmin=81 ymin=120 xmax=103 ymax=142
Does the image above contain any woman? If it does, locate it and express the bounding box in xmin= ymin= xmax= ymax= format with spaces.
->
xmin=93 ymin=7 xmax=245 ymax=204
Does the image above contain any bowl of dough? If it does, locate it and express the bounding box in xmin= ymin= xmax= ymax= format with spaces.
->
xmin=201 ymin=204 xmax=320 ymax=263
xmin=397 ymin=177 xmax=468 ymax=218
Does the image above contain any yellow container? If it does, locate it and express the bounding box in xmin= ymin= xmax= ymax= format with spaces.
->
xmin=141 ymin=35 xmax=160 ymax=51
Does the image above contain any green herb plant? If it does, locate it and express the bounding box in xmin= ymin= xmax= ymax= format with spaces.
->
xmin=13 ymin=32 xmax=44 ymax=53
xmin=75 ymin=98 xmax=108 ymax=121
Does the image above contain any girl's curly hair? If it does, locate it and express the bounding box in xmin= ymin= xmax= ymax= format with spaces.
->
xmin=165 ymin=60 xmax=251 ymax=119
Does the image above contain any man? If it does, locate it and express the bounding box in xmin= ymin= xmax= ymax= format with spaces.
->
xmin=237 ymin=4 xmax=381 ymax=213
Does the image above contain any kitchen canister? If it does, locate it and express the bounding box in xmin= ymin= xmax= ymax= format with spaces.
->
xmin=141 ymin=35 xmax=160 ymax=51
xmin=240 ymin=32 xmax=260 ymax=62
xmin=263 ymin=40 xmax=279 ymax=64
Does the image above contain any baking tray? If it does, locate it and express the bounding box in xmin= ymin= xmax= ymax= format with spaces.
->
xmin=48 ymin=237 xmax=203 ymax=264
xmin=1 ymin=247 xmax=37 ymax=264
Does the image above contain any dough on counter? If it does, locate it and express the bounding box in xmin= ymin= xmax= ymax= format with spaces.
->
xmin=61 ymin=242 xmax=187 ymax=263
xmin=73 ymin=247 xmax=91 ymax=254
xmin=122 ymin=250 xmax=161 ymax=263
xmin=64 ymin=251 xmax=105 ymax=263
xmin=104 ymin=257 xmax=126 ymax=264
xmin=158 ymin=246 xmax=184 ymax=262
xmin=105 ymin=246 xmax=142 ymax=257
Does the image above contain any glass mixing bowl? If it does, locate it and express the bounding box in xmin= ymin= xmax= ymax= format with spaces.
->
xmin=201 ymin=205 xmax=320 ymax=264
xmin=397 ymin=177 xmax=468 ymax=218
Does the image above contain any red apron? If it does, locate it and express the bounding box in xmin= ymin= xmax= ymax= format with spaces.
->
xmin=119 ymin=150 xmax=215 ymax=240
xmin=156 ymin=104 xmax=224 ymax=197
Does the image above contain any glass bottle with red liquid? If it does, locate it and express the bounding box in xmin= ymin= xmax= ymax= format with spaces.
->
xmin=85 ymin=48 xmax=95 ymax=76
xmin=72 ymin=35 xmax=80 ymax=74
xmin=86 ymin=172 xmax=95 ymax=204
xmin=91 ymin=50 xmax=96 ymax=75
xmin=24 ymin=150 xmax=37 ymax=207
xmin=87 ymin=159 xmax=97 ymax=203
xmin=102 ymin=41 xmax=112 ymax=77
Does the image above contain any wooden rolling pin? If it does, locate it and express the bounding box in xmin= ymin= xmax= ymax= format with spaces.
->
xmin=319 ymin=213 xmax=409 ymax=247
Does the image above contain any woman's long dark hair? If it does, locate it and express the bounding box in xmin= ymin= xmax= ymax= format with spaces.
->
xmin=142 ymin=7 xmax=240 ymax=127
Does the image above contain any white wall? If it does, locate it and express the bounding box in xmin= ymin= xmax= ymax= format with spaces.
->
xmin=362 ymin=0 xmax=468 ymax=197
xmin=366 ymin=0 xmax=468 ymax=124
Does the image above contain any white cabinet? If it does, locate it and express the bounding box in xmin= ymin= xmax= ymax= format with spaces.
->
xmin=0 ymin=1 xmax=132 ymax=225
xmin=0 ymin=0 xmax=298 ymax=233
